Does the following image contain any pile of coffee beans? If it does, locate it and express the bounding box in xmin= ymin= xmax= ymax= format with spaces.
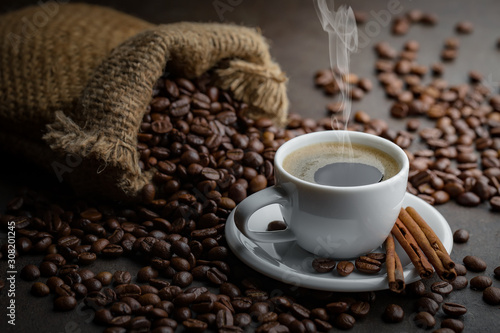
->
xmin=372 ymin=22 xmax=500 ymax=210
xmin=391 ymin=10 xmax=438 ymax=36
xmin=314 ymin=69 xmax=372 ymax=103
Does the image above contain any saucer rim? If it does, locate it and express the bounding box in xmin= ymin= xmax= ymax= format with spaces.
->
xmin=225 ymin=193 xmax=453 ymax=292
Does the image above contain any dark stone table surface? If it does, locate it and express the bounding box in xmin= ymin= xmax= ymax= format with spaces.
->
xmin=1 ymin=0 xmax=499 ymax=332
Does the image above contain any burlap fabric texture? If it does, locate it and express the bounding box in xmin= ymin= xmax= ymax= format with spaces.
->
xmin=0 ymin=3 xmax=289 ymax=201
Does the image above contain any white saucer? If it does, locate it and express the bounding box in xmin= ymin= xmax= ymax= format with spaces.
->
xmin=225 ymin=193 xmax=453 ymax=292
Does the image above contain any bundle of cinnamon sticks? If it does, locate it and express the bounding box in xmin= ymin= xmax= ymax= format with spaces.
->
xmin=385 ymin=206 xmax=456 ymax=293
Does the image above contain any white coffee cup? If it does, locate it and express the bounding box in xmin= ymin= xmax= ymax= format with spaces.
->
xmin=234 ymin=130 xmax=410 ymax=259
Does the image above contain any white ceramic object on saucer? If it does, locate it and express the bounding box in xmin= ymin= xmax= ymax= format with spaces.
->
xmin=226 ymin=193 xmax=453 ymax=292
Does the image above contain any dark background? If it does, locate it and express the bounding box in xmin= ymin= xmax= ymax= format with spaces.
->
xmin=1 ymin=0 xmax=500 ymax=332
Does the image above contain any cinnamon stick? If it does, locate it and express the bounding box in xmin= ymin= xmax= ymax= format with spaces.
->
xmin=391 ymin=219 xmax=434 ymax=279
xmin=406 ymin=206 xmax=455 ymax=270
xmin=385 ymin=234 xmax=405 ymax=293
xmin=399 ymin=208 xmax=456 ymax=282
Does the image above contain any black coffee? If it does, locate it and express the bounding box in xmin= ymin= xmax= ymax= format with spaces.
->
xmin=314 ymin=162 xmax=383 ymax=186
xmin=282 ymin=142 xmax=399 ymax=186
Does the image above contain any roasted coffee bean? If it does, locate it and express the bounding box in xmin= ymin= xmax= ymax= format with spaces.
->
xmin=336 ymin=261 xmax=354 ymax=276
xmin=312 ymin=258 xmax=336 ymax=273
xmin=334 ymin=313 xmax=355 ymax=330
xmin=84 ymin=278 xmax=103 ymax=292
xmin=454 ymin=263 xmax=467 ymax=276
xmin=406 ymin=281 xmax=426 ymax=297
xmin=456 ymin=21 xmax=473 ymax=34
xmin=326 ymin=301 xmax=348 ymax=314
xmin=39 ymin=261 xmax=58 ymax=277
xmin=21 ymin=264 xmax=40 ymax=281
xmin=115 ymin=284 xmax=142 ymax=298
xmin=349 ymin=301 xmax=370 ymax=319
xmin=138 ymin=293 xmax=161 ymax=306
xmin=441 ymin=318 xmax=464 ymax=333
xmin=453 ymin=229 xmax=469 ymax=243
xmin=494 ymin=266 xmax=500 ymax=279
xmin=442 ymin=302 xmax=467 ymax=317
xmin=172 ymin=271 xmax=193 ymax=288
xmin=290 ymin=303 xmax=310 ymax=320
xmin=382 ymin=304 xmax=404 ymax=323
xmin=72 ymin=283 xmax=87 ymax=299
xmin=113 ymin=271 xmax=132 ymax=285
xmin=463 ymin=255 xmax=487 ymax=272
xmin=431 ymin=281 xmax=453 ymax=295
xmin=54 ymin=296 xmax=77 ymax=311
xmin=415 ymin=297 xmax=439 ymax=315
xmin=483 ymin=286 xmax=500 ymax=305
xmin=137 ymin=266 xmax=158 ymax=282
xmin=414 ymin=311 xmax=436 ymax=329
xmin=470 ymin=275 xmax=493 ymax=290
xmin=451 ymin=276 xmax=468 ymax=290
xmin=31 ymin=282 xmax=50 ymax=297
xmin=355 ymin=256 xmax=381 ymax=274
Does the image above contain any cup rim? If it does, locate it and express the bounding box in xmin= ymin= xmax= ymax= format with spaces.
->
xmin=275 ymin=130 xmax=409 ymax=191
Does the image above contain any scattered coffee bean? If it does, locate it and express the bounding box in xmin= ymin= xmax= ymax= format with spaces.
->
xmin=266 ymin=221 xmax=287 ymax=231
xmin=463 ymin=255 xmax=487 ymax=272
xmin=431 ymin=281 xmax=453 ymax=295
xmin=441 ymin=318 xmax=464 ymax=333
xmin=21 ymin=264 xmax=40 ymax=281
xmin=494 ymin=266 xmax=500 ymax=279
xmin=451 ymin=276 xmax=468 ymax=290
xmin=415 ymin=297 xmax=439 ymax=315
xmin=453 ymin=229 xmax=469 ymax=243
xmin=31 ymin=282 xmax=50 ymax=297
xmin=54 ymin=296 xmax=77 ymax=311
xmin=382 ymin=304 xmax=404 ymax=323
xmin=414 ymin=311 xmax=436 ymax=329
xmin=483 ymin=286 xmax=500 ymax=305
xmin=442 ymin=302 xmax=467 ymax=317
xmin=470 ymin=276 xmax=493 ymax=290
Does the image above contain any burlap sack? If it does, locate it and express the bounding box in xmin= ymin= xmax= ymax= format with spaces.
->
xmin=0 ymin=3 xmax=288 ymax=200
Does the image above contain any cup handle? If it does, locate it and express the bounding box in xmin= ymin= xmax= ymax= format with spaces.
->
xmin=234 ymin=186 xmax=296 ymax=243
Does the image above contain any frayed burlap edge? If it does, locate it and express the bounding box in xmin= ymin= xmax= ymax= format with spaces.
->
xmin=44 ymin=22 xmax=289 ymax=200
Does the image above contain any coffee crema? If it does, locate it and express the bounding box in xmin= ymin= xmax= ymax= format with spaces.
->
xmin=282 ymin=141 xmax=399 ymax=186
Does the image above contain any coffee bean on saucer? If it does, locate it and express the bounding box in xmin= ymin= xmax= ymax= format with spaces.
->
xmin=355 ymin=256 xmax=381 ymax=274
xmin=267 ymin=221 xmax=287 ymax=231
xmin=483 ymin=286 xmax=500 ymax=305
xmin=470 ymin=276 xmax=493 ymax=290
xmin=312 ymin=258 xmax=336 ymax=273
xmin=453 ymin=229 xmax=469 ymax=243
xmin=382 ymin=304 xmax=404 ymax=323
xmin=336 ymin=261 xmax=354 ymax=276
xmin=463 ymin=255 xmax=487 ymax=272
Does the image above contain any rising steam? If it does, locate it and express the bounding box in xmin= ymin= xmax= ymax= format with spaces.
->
xmin=314 ymin=0 xmax=358 ymax=154
xmin=314 ymin=0 xmax=358 ymax=123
